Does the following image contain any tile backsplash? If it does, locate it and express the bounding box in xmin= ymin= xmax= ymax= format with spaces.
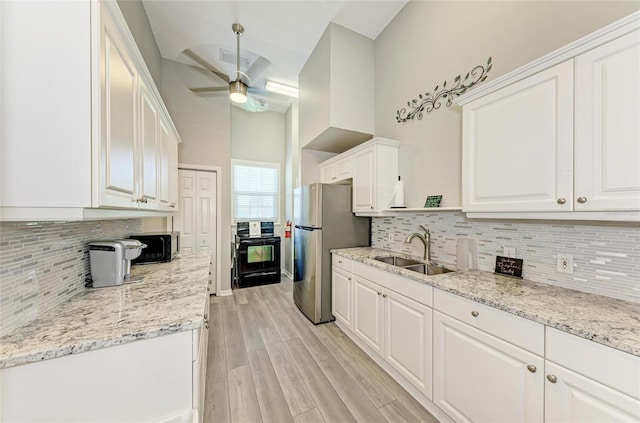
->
xmin=0 ymin=219 xmax=142 ymax=336
xmin=372 ymin=211 xmax=640 ymax=303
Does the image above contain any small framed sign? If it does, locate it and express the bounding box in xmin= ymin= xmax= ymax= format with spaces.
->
xmin=424 ymin=195 xmax=442 ymax=208
xmin=495 ymin=256 xmax=524 ymax=278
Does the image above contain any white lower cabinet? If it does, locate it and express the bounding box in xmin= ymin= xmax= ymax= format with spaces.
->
xmin=433 ymin=311 xmax=544 ymax=423
xmin=339 ymin=260 xmax=433 ymax=399
xmin=544 ymin=361 xmax=640 ymax=422
xmin=331 ymin=266 xmax=353 ymax=329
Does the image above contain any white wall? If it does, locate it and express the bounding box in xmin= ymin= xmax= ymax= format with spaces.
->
xmin=161 ymin=58 xmax=233 ymax=292
xmin=375 ymin=1 xmax=640 ymax=208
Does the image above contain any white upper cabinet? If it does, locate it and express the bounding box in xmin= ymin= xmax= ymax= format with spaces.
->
xmin=0 ymin=0 xmax=181 ymax=220
xmin=462 ymin=61 xmax=574 ymax=213
xmin=299 ymin=23 xmax=375 ymax=152
xmin=457 ymin=15 xmax=640 ymax=221
xmin=574 ymin=29 xmax=640 ymax=211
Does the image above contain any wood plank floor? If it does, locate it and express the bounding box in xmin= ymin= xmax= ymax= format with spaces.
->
xmin=204 ymin=278 xmax=439 ymax=423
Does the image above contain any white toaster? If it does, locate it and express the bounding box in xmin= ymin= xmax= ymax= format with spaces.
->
xmin=89 ymin=241 xmax=125 ymax=288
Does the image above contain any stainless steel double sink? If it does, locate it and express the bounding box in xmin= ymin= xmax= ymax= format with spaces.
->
xmin=373 ymin=256 xmax=454 ymax=275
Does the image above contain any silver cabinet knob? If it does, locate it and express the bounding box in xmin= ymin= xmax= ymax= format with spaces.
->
xmin=471 ymin=311 xmax=479 ymax=317
xmin=338 ymin=260 xmax=342 ymax=264
xmin=370 ymin=206 xmax=374 ymax=210
xmin=377 ymin=291 xmax=382 ymax=296
xmin=547 ymin=374 xmax=558 ymax=383
xmin=577 ymin=196 xmax=587 ymax=203
xmin=169 ymin=204 xmax=176 ymax=208
xmin=527 ymin=365 xmax=537 ymax=373
xmin=205 ymin=323 xmax=209 ymax=329
xmin=207 ymin=286 xmax=210 ymax=292
xmin=347 ymin=277 xmax=351 ymax=281
xmin=557 ymin=198 xmax=566 ymax=204
xmin=382 ymin=293 xmax=387 ymax=298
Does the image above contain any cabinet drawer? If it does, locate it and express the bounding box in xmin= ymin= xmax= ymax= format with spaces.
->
xmin=333 ymin=255 xmax=353 ymax=272
xmin=434 ymin=289 xmax=544 ymax=355
xmin=546 ymin=327 xmax=640 ymax=400
xmin=353 ymin=261 xmax=432 ymax=307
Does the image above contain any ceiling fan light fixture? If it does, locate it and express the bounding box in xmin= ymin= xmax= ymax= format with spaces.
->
xmin=265 ymin=80 xmax=299 ymax=98
xmin=229 ymin=80 xmax=248 ymax=104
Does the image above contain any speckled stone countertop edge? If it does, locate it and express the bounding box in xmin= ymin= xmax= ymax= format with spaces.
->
xmin=331 ymin=247 xmax=640 ymax=357
xmin=0 ymin=253 xmax=211 ymax=369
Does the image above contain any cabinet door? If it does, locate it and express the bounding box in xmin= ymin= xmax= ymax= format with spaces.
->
xmin=158 ymin=118 xmax=171 ymax=209
xmin=336 ymin=157 xmax=353 ymax=180
xmin=462 ymin=60 xmax=574 ymax=213
xmin=574 ymin=30 xmax=640 ymax=211
xmin=332 ymin=266 xmax=353 ymax=329
xmin=353 ymin=275 xmax=384 ymax=355
xmin=433 ymin=311 xmax=544 ymax=423
xmin=168 ymin=136 xmax=179 ymax=210
xmin=97 ymin=10 xmax=138 ymax=208
xmin=139 ymin=80 xmax=159 ymax=209
xmin=353 ymin=148 xmax=376 ymax=212
xmin=320 ymin=164 xmax=337 ymax=184
xmin=385 ymin=291 xmax=433 ymax=399
xmin=545 ymin=361 xmax=640 ymax=422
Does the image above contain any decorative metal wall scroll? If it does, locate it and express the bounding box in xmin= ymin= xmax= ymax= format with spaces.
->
xmin=396 ymin=57 xmax=493 ymax=123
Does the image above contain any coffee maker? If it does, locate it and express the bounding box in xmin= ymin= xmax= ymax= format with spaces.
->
xmin=89 ymin=241 xmax=126 ymax=288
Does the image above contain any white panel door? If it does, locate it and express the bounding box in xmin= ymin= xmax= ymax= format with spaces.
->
xmin=174 ymin=169 xmax=217 ymax=293
xmin=138 ymin=80 xmax=159 ymax=209
xmin=385 ymin=291 xmax=433 ymax=399
xmin=176 ymin=170 xmax=196 ymax=255
xmin=574 ymin=29 xmax=640 ymax=211
xmin=353 ymin=148 xmax=375 ymax=212
xmin=332 ymin=266 xmax=352 ymax=329
xmin=545 ymin=361 xmax=640 ymax=422
xmin=462 ymin=60 xmax=574 ymax=212
xmin=353 ymin=275 xmax=384 ymax=355
xmin=433 ymin=311 xmax=544 ymax=423
xmin=97 ymin=10 xmax=138 ymax=208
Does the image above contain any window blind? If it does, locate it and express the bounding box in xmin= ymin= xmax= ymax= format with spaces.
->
xmin=233 ymin=162 xmax=279 ymax=221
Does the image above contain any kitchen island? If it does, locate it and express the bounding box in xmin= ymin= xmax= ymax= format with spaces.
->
xmin=0 ymin=253 xmax=212 ymax=423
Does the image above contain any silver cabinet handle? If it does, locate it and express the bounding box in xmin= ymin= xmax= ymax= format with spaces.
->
xmin=207 ymin=286 xmax=210 ymax=292
xmin=527 ymin=365 xmax=537 ymax=373
xmin=169 ymin=204 xmax=176 ymax=208
xmin=338 ymin=260 xmax=342 ymax=264
xmin=577 ymin=196 xmax=587 ymax=203
xmin=377 ymin=291 xmax=382 ymax=296
xmin=471 ymin=311 xmax=479 ymax=317
xmin=370 ymin=206 xmax=374 ymax=210
xmin=347 ymin=277 xmax=351 ymax=281
xmin=204 ymin=313 xmax=208 ymax=319
xmin=547 ymin=374 xmax=557 ymax=383
xmin=382 ymin=293 xmax=387 ymax=298
xmin=205 ymin=323 xmax=209 ymax=329
xmin=557 ymin=198 xmax=566 ymax=204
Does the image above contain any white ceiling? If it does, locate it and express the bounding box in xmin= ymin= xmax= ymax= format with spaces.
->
xmin=142 ymin=0 xmax=408 ymax=112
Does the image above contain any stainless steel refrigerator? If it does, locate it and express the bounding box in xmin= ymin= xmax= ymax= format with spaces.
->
xmin=293 ymin=183 xmax=370 ymax=324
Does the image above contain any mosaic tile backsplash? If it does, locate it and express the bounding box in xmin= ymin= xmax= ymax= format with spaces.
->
xmin=0 ymin=219 xmax=142 ymax=336
xmin=372 ymin=211 xmax=640 ymax=303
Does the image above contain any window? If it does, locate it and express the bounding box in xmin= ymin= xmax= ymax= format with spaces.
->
xmin=232 ymin=160 xmax=280 ymax=222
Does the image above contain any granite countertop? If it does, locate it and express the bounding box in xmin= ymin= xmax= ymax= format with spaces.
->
xmin=0 ymin=253 xmax=212 ymax=369
xmin=332 ymin=247 xmax=640 ymax=357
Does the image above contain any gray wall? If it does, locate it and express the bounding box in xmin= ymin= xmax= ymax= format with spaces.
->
xmin=161 ymin=58 xmax=233 ymax=292
xmin=117 ymin=0 xmax=163 ymax=88
xmin=375 ymin=1 xmax=640 ymax=208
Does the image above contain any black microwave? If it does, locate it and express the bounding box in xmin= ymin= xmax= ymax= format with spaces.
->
xmin=129 ymin=232 xmax=180 ymax=264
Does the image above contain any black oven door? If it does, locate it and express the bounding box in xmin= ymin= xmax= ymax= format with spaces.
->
xmin=237 ymin=237 xmax=281 ymax=274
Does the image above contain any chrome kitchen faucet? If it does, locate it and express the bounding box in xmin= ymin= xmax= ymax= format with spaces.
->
xmin=405 ymin=225 xmax=430 ymax=262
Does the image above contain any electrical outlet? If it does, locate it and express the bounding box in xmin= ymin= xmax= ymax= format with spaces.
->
xmin=557 ymin=254 xmax=574 ymax=273
xmin=503 ymin=246 xmax=516 ymax=258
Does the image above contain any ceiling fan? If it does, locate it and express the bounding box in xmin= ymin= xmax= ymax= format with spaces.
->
xmin=184 ymin=23 xmax=279 ymax=112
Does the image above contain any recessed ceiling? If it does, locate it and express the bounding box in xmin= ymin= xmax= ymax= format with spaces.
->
xmin=142 ymin=0 xmax=408 ymax=112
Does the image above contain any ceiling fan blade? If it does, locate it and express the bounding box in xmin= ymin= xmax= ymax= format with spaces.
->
xmin=244 ymin=56 xmax=271 ymax=86
xmin=183 ymin=49 xmax=230 ymax=83
xmin=190 ymin=86 xmax=228 ymax=94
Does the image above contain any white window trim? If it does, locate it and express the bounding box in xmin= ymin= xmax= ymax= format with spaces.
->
xmin=231 ymin=159 xmax=281 ymax=225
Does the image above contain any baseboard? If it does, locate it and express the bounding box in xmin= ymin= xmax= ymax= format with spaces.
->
xmin=282 ymin=269 xmax=292 ymax=279
xmin=216 ymin=289 xmax=233 ymax=297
